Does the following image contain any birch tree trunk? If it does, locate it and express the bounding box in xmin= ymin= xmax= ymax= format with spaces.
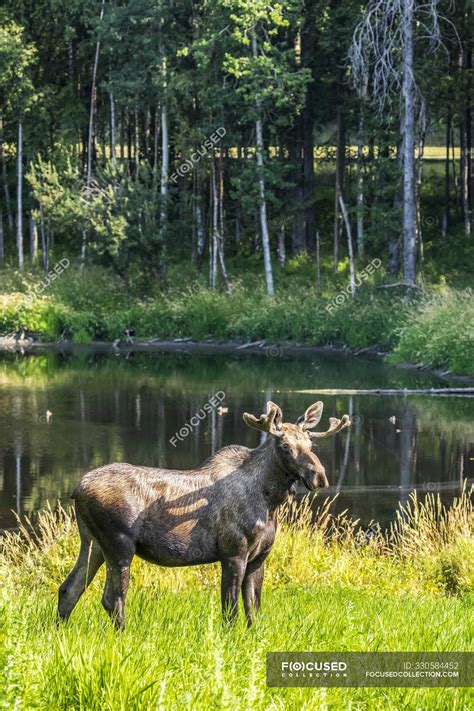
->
xmin=460 ymin=112 xmax=471 ymax=236
xmin=86 ymin=0 xmax=104 ymax=189
xmin=193 ymin=167 xmax=205 ymax=261
xmin=110 ymin=92 xmax=116 ymax=168
xmin=416 ymin=134 xmax=425 ymax=262
xmin=209 ymin=156 xmax=229 ymax=288
xmin=315 ymin=230 xmax=321 ymax=293
xmin=339 ymin=193 xmax=356 ymax=297
xmin=402 ymin=0 xmax=416 ymax=285
xmin=210 ymin=159 xmax=218 ymax=289
xmin=120 ymin=106 xmax=125 ymax=162
xmin=17 ymin=121 xmax=24 ymax=269
xmin=0 ymin=115 xmax=14 ymax=235
xmin=255 ymin=111 xmax=274 ymax=295
xmin=218 ymin=153 xmax=229 ymax=288
xmin=153 ymin=105 xmax=159 ymax=185
xmin=82 ymin=0 xmax=105 ymax=266
xmin=356 ymin=88 xmax=367 ymax=256
xmin=252 ymin=35 xmax=274 ymax=296
xmin=459 ymin=19 xmax=472 ymax=237
xmin=333 ymin=106 xmax=344 ymax=272
xmin=39 ymin=201 xmax=49 ymax=271
xmin=160 ymin=89 xmax=169 ymax=236
xmin=134 ymin=108 xmax=140 ymax=174
xmin=278 ymin=224 xmax=285 ymax=267
xmin=29 ymin=214 xmax=38 ymax=262
xmin=0 ymin=213 xmax=4 ymax=264
xmin=442 ymin=111 xmax=451 ymax=241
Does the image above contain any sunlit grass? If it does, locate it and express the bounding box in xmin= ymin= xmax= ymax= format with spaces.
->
xmin=1 ymin=490 xmax=472 ymax=709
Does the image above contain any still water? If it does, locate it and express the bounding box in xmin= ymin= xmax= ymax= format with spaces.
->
xmin=0 ymin=348 xmax=472 ymax=530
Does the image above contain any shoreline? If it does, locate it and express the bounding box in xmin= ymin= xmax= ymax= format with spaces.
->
xmin=0 ymin=336 xmax=472 ymax=383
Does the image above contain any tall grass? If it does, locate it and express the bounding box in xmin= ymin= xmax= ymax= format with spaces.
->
xmin=1 ymin=490 xmax=472 ymax=709
xmin=390 ymin=289 xmax=474 ymax=375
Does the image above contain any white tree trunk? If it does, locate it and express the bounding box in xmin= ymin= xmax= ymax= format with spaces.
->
xmin=442 ymin=112 xmax=450 ymax=241
xmin=0 ymin=212 xmax=4 ymax=264
xmin=356 ymin=100 xmax=365 ymax=256
xmin=196 ymin=198 xmax=205 ymax=258
xmin=316 ymin=230 xmax=321 ymax=293
xmin=17 ymin=120 xmax=23 ymax=269
xmin=211 ymin=158 xmax=218 ymax=289
xmin=39 ymin=201 xmax=49 ymax=271
xmin=86 ymin=0 xmax=104 ymax=189
xmin=252 ymin=35 xmax=274 ymax=296
xmin=29 ymin=213 xmax=38 ymax=261
xmin=0 ymin=115 xmax=14 ymax=234
xmin=339 ymin=193 xmax=356 ymax=297
xmin=193 ymin=167 xmax=205 ymax=259
xmin=255 ymin=113 xmax=274 ymax=296
xmin=153 ymin=105 xmax=160 ymax=184
xmin=402 ymin=0 xmax=416 ymax=285
xmin=333 ymin=106 xmax=343 ymax=272
xmin=134 ymin=108 xmax=140 ymax=172
xmin=110 ymin=92 xmax=116 ymax=168
xmin=217 ymin=155 xmax=229 ymax=288
xmin=160 ymin=94 xmax=169 ymax=231
xmin=277 ymin=224 xmax=285 ymax=267
xmin=82 ymin=0 xmax=105 ymax=268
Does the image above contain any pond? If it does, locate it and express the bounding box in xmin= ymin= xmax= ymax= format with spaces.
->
xmin=0 ymin=348 xmax=472 ymax=530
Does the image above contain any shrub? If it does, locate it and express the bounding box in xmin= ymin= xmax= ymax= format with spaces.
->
xmin=391 ymin=288 xmax=474 ymax=374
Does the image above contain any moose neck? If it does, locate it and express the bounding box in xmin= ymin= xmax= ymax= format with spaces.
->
xmin=249 ymin=438 xmax=296 ymax=510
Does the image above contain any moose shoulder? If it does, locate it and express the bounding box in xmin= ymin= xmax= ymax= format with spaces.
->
xmin=58 ymin=401 xmax=351 ymax=628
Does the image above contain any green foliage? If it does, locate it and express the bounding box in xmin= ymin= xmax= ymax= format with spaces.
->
xmin=1 ymin=267 xmax=473 ymax=375
xmin=0 ymin=14 xmax=37 ymax=115
xmin=391 ymin=289 xmax=474 ymax=374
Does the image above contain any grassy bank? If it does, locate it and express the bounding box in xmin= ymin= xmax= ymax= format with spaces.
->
xmin=0 ymin=264 xmax=473 ymax=375
xmin=1 ymin=491 xmax=473 ymax=709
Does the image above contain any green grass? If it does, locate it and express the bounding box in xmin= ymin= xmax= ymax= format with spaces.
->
xmin=1 ymin=491 xmax=473 ymax=709
xmin=390 ymin=289 xmax=474 ymax=376
xmin=0 ymin=263 xmax=473 ymax=375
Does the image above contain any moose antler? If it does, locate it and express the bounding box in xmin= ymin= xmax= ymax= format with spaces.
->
xmin=296 ymin=401 xmax=324 ymax=430
xmin=243 ymin=401 xmax=283 ymax=436
xmin=309 ymin=414 xmax=351 ymax=439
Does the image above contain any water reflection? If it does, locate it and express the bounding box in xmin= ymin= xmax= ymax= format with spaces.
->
xmin=0 ymin=350 xmax=472 ymax=529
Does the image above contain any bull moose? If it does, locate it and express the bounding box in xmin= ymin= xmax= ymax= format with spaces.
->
xmin=58 ymin=400 xmax=351 ymax=627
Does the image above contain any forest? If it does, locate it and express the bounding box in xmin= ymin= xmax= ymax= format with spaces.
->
xmin=0 ymin=0 xmax=473 ymax=373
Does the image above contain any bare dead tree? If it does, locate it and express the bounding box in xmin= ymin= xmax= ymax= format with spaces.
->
xmin=348 ymin=0 xmax=444 ymax=286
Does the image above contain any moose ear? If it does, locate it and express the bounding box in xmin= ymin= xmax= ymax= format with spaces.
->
xmin=243 ymin=401 xmax=283 ymax=436
xmin=296 ymin=401 xmax=324 ymax=431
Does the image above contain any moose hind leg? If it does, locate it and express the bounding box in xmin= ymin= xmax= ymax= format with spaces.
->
xmin=220 ymin=556 xmax=246 ymax=624
xmin=58 ymin=536 xmax=104 ymax=622
xmin=102 ymin=558 xmax=132 ymax=630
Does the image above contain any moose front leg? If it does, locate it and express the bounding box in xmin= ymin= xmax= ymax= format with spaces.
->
xmin=242 ymin=556 xmax=266 ymax=627
xmin=102 ymin=559 xmax=132 ymax=630
xmin=220 ymin=556 xmax=246 ymax=623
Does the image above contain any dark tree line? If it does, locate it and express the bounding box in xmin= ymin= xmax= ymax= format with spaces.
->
xmin=0 ymin=0 xmax=472 ymax=291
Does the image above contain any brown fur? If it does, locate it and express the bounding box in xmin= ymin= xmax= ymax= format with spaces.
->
xmin=58 ymin=401 xmax=350 ymax=627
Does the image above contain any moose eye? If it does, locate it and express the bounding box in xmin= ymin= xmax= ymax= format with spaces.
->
xmin=281 ymin=443 xmax=290 ymax=451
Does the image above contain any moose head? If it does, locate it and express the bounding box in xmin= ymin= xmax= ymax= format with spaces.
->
xmin=243 ymin=401 xmax=351 ymax=490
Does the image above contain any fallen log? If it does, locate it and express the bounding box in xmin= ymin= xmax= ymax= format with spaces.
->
xmin=294 ymin=388 xmax=474 ymax=396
